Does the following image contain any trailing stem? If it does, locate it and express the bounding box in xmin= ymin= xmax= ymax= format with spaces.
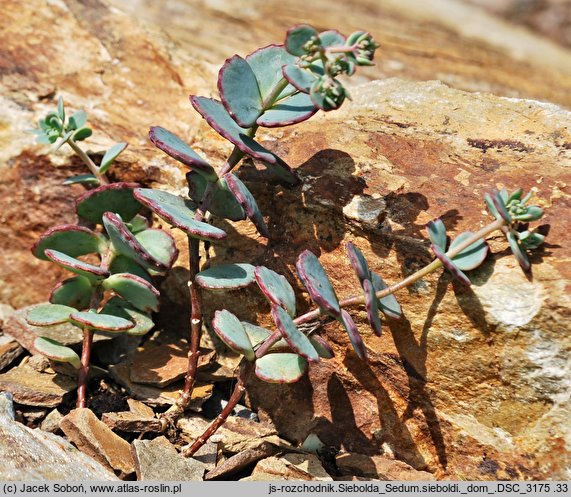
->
xmin=76 ymin=326 xmax=94 ymax=408
xmin=67 ymin=137 xmax=109 ymax=185
xmin=182 ymin=216 xmax=507 ymax=455
xmin=164 ymin=79 xmax=292 ymax=423
xmin=75 ymin=249 xmax=112 ymax=408
xmin=182 ymin=362 xmax=253 ymax=457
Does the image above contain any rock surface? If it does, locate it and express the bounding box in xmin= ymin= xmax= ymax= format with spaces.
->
xmin=131 ymin=436 xmax=205 ymax=481
xmin=0 ymin=356 xmax=76 ymax=407
xmin=241 ymin=79 xmax=571 ymax=480
xmin=336 ymin=452 xmax=436 ymax=480
xmin=178 ymin=415 xmax=290 ymax=454
xmin=243 ymin=454 xmax=331 ymax=481
xmin=60 ymin=408 xmax=135 ymax=475
xmin=108 ymin=360 xmax=213 ymax=407
xmin=0 ymin=334 xmax=24 ymax=371
xmin=0 ymin=394 xmax=117 ymax=480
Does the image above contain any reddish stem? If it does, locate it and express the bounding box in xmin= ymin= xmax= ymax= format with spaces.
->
xmin=182 ymin=362 xmax=252 ymax=457
xmin=76 ymin=326 xmax=94 ymax=408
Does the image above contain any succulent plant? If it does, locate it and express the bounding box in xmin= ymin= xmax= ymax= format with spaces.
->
xmin=27 ymin=26 xmax=548 ymax=461
xmin=27 ymin=102 xmax=178 ymax=407
xmin=29 ymin=97 xmax=127 ymax=185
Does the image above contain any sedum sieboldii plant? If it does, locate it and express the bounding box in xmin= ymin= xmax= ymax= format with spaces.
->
xmin=25 ymin=25 xmax=546 ymax=456
xmin=26 ymin=99 xmax=178 ymax=407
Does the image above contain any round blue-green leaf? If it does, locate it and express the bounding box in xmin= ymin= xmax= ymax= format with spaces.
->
xmin=296 ymin=250 xmax=341 ymax=318
xmin=490 ymin=189 xmax=512 ymax=224
xmin=34 ymin=337 xmax=81 ymax=369
xmin=73 ymin=127 xmax=93 ymax=141
xmin=513 ymin=205 xmax=544 ymax=222
xmin=49 ymin=276 xmax=93 ymax=310
xmin=99 ymin=142 xmax=128 ymax=174
xmin=212 ymin=309 xmax=254 ymax=361
xmin=103 ymin=212 xmax=168 ymax=272
xmin=109 ymin=255 xmax=152 ymax=283
xmin=282 ymin=64 xmax=316 ymax=94
xmin=190 ymin=96 xmax=271 ymax=162
xmin=32 ymin=225 xmax=104 ymax=261
xmin=371 ymin=272 xmax=402 ymax=319
xmin=102 ymin=273 xmax=160 ymax=313
xmin=242 ymin=322 xmax=288 ymax=351
xmin=338 ymin=309 xmax=367 ymax=361
xmin=195 ymin=263 xmax=255 ymax=290
xmin=318 ymin=30 xmax=346 ymax=47
xmin=218 ymin=55 xmax=263 ymax=128
xmin=345 ymin=241 xmax=371 ymax=284
xmin=271 ymin=305 xmax=319 ymax=363
xmin=363 ymin=279 xmax=382 ymax=337
xmin=186 ymin=172 xmax=245 ymax=221
xmin=133 ymin=188 xmax=226 ymax=241
xmin=68 ymin=110 xmax=87 ymax=131
xmin=70 ymin=311 xmax=134 ymax=332
xmin=57 ymin=96 xmax=65 ymax=122
xmin=431 ymin=244 xmax=471 ymax=285
xmin=190 ymin=97 xmax=299 ymax=185
xmin=285 ymin=24 xmax=319 ymax=56
xmin=449 ymin=232 xmax=488 ymax=271
xmin=76 ymin=182 xmax=141 ymax=224
xmin=102 ymin=296 xmax=154 ymax=336
xmin=256 ymin=92 xmax=317 ymax=128
xmin=45 ymin=249 xmax=109 ymax=281
xmin=224 ymin=173 xmax=269 ymax=238
xmin=518 ymin=230 xmax=545 ymax=250
xmin=149 ymin=127 xmax=216 ymax=180
xmin=506 ymin=230 xmax=531 ymax=271
xmin=127 ymin=214 xmax=150 ymax=234
xmin=26 ymin=303 xmax=75 ymax=326
xmin=426 ymin=219 xmax=447 ymax=251
xmin=309 ymin=335 xmax=334 ymax=359
xmin=63 ymin=174 xmax=99 ymax=186
xmin=245 ymin=45 xmax=297 ymax=102
xmin=254 ymin=266 xmax=296 ymax=317
xmin=135 ymin=228 xmax=179 ymax=273
xmin=255 ymin=353 xmax=308 ymax=383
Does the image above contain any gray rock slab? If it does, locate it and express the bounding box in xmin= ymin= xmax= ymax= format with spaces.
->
xmin=0 ymin=356 xmax=76 ymax=407
xmin=131 ymin=436 xmax=205 ymax=481
xmin=0 ymin=394 xmax=117 ymax=480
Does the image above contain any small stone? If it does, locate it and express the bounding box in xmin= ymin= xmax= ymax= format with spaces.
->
xmin=129 ymin=340 xmax=215 ymax=387
xmin=101 ymin=411 xmax=163 ymax=433
xmin=204 ymin=441 xmax=280 ymax=480
xmin=0 ymin=399 xmax=117 ymax=480
xmin=131 ymin=436 xmax=205 ymax=481
xmin=108 ymin=360 xmax=213 ymax=407
xmin=60 ymin=408 xmax=135 ymax=475
xmin=40 ymin=408 xmax=64 ymax=433
xmin=177 ymin=414 xmax=290 ymax=453
xmin=18 ymin=406 xmax=48 ymax=424
xmin=192 ymin=441 xmax=219 ymax=471
xmin=243 ymin=455 xmax=319 ymax=481
xmin=0 ymin=356 xmax=76 ymax=407
xmin=335 ymin=453 xmax=435 ymax=480
xmin=282 ymin=453 xmax=333 ymax=480
xmin=0 ymin=334 xmax=24 ymax=371
xmin=0 ymin=392 xmax=15 ymax=419
xmin=127 ymin=398 xmax=155 ymax=417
